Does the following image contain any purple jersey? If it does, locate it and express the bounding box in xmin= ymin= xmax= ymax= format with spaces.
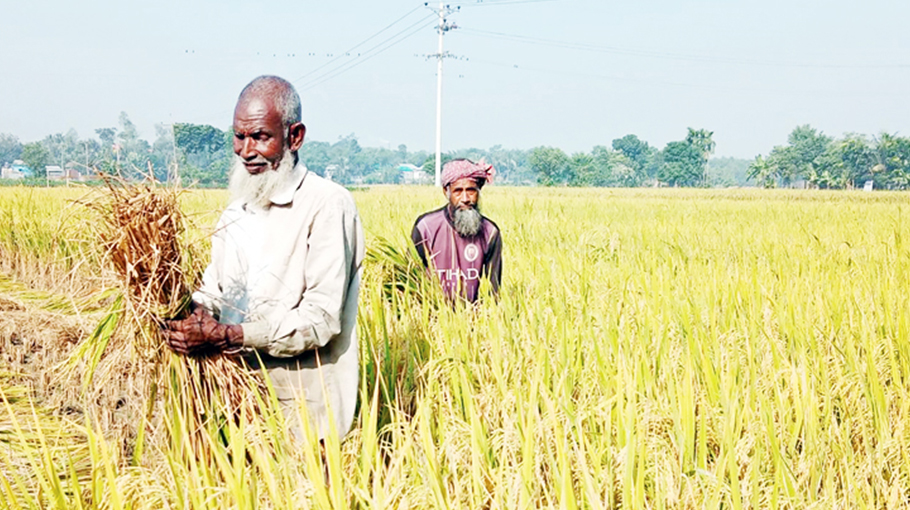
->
xmin=411 ymin=206 xmax=502 ymax=302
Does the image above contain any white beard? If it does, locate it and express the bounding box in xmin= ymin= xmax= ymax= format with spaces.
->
xmin=453 ymin=206 xmax=482 ymax=237
xmin=228 ymin=148 xmax=296 ymax=209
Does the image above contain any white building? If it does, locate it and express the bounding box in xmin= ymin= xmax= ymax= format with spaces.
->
xmin=399 ymin=164 xmax=431 ymax=185
xmin=1 ymin=160 xmax=34 ymax=179
xmin=46 ymin=165 xmax=65 ymax=180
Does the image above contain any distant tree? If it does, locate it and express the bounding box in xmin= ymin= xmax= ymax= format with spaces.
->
xmin=706 ymin=157 xmax=752 ymax=187
xmin=93 ymin=127 xmax=118 ymax=173
xmin=118 ymin=112 xmax=138 ymax=140
xmin=363 ymin=165 xmax=401 ymax=185
xmin=469 ymin=145 xmax=535 ymax=185
xmin=173 ymin=123 xmax=231 ymax=186
xmin=747 ymin=126 xmax=910 ymax=189
xmin=685 ymin=128 xmax=715 ymax=185
xmin=95 ymin=127 xmax=117 ymax=149
xmin=355 ymin=146 xmax=399 ymax=180
xmin=173 ymin=123 xmax=225 ymax=155
xmin=406 ymin=149 xmax=431 ymax=169
xmin=0 ymin=133 xmax=23 ymax=166
xmin=149 ymin=124 xmax=176 ymax=182
xmin=612 ymin=134 xmax=657 ymax=181
xmin=20 ymin=142 xmax=50 ymax=178
xmin=747 ymin=155 xmax=777 ymax=188
xmin=529 ymin=146 xmax=571 ymax=186
xmin=75 ymin=138 xmax=102 ymax=174
xmin=658 ymin=141 xmax=703 ymax=187
xmin=421 ymin=153 xmax=454 ymax=180
xmin=611 ymin=156 xmax=639 ymax=187
xmin=873 ymin=132 xmax=910 ymax=189
xmin=300 ymin=140 xmax=332 ymax=177
xmin=568 ymin=152 xmax=597 ymax=187
xmin=330 ymin=134 xmax=362 ymax=183
xmin=772 ymin=125 xmax=832 ymax=186
xmin=827 ymin=134 xmax=877 ymax=189
xmin=484 ymin=145 xmax=505 ymax=178
xmin=40 ymin=129 xmax=81 ymax=169
xmin=110 ymin=112 xmax=156 ymax=179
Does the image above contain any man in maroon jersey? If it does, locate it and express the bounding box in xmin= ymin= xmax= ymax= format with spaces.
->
xmin=411 ymin=158 xmax=502 ymax=302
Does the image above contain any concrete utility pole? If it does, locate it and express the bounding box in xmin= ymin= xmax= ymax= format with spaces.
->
xmin=429 ymin=2 xmax=458 ymax=187
xmin=170 ymin=123 xmax=181 ymax=187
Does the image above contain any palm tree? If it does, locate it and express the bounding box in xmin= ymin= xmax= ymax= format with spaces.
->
xmin=747 ymin=155 xmax=776 ymax=188
xmin=685 ymin=128 xmax=715 ymax=186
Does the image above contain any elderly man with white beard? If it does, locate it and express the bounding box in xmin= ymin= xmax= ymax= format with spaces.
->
xmin=162 ymin=75 xmax=365 ymax=442
xmin=411 ymin=159 xmax=502 ymax=303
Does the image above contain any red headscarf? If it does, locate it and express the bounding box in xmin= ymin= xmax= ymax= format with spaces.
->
xmin=441 ymin=159 xmax=495 ymax=189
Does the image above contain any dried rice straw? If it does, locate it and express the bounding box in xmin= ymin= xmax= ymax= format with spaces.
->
xmin=85 ymin=174 xmax=264 ymax=458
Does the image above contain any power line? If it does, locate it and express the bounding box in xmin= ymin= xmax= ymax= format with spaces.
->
xmin=461 ymin=28 xmax=910 ymax=69
xmin=186 ymin=6 xmax=436 ymax=123
xmin=451 ymin=0 xmax=557 ymax=6
xmin=300 ymin=15 xmax=438 ymax=91
xmin=300 ymin=19 xmax=437 ymax=91
xmin=291 ymin=4 xmax=428 ymax=85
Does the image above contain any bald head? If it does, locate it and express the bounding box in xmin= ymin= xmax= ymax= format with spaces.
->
xmin=232 ymin=75 xmax=306 ymax=179
xmin=237 ymin=75 xmax=302 ymax=128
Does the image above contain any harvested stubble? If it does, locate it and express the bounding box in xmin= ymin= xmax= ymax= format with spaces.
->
xmin=85 ymin=176 xmax=264 ymax=457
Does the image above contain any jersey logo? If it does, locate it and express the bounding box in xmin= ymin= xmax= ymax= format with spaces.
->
xmin=464 ymin=243 xmax=479 ymax=262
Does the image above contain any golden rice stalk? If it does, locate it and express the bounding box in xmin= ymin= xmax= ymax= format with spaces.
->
xmin=0 ymin=371 xmax=91 ymax=502
xmin=84 ymin=174 xmax=264 ymax=457
xmin=365 ymin=235 xmax=440 ymax=306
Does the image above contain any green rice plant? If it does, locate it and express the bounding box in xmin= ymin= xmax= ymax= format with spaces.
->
xmin=0 ymin=372 xmax=91 ymax=508
xmin=4 ymin=186 xmax=910 ymax=508
xmin=365 ymin=234 xmax=437 ymax=305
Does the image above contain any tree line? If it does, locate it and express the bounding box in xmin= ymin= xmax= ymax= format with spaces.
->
xmin=527 ymin=128 xmax=720 ymax=188
xmin=0 ymin=113 xmax=176 ymax=183
xmin=4 ymin=117 xmax=905 ymax=189
xmin=747 ymin=125 xmax=910 ymax=190
xmin=0 ymin=119 xmax=747 ymax=187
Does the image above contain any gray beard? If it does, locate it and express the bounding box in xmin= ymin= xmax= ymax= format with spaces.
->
xmin=453 ymin=206 xmax=482 ymax=237
xmin=228 ymin=148 xmax=296 ymax=209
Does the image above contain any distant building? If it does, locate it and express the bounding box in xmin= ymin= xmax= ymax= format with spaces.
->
xmin=1 ymin=160 xmax=34 ymax=180
xmin=46 ymin=165 xmax=66 ymax=180
xmin=399 ymin=163 xmax=431 ymax=185
xmin=324 ymin=164 xmax=338 ymax=182
xmin=0 ymin=166 xmax=20 ymax=179
xmin=63 ymin=162 xmax=86 ymax=181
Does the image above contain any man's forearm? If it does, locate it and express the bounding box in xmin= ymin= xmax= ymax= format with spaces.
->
xmin=238 ymin=302 xmax=343 ymax=358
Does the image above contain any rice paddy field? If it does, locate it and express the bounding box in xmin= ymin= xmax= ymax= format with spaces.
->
xmin=1 ymin=184 xmax=910 ymax=509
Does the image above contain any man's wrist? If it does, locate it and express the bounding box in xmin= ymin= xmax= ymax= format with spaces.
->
xmin=225 ymin=324 xmax=244 ymax=348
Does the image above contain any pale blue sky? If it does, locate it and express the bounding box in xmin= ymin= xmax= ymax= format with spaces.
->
xmin=2 ymin=0 xmax=909 ymax=158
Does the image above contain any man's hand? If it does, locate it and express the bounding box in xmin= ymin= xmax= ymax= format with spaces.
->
xmin=162 ymin=304 xmax=244 ymax=356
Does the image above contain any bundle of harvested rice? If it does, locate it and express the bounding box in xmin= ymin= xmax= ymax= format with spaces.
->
xmin=100 ymin=178 xmax=192 ymax=323
xmin=83 ymin=175 xmax=264 ymax=457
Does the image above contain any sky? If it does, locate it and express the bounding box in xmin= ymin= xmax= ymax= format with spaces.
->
xmin=2 ymin=0 xmax=910 ymax=158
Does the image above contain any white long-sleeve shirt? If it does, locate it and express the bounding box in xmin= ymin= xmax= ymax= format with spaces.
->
xmin=193 ymin=161 xmax=364 ymax=439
